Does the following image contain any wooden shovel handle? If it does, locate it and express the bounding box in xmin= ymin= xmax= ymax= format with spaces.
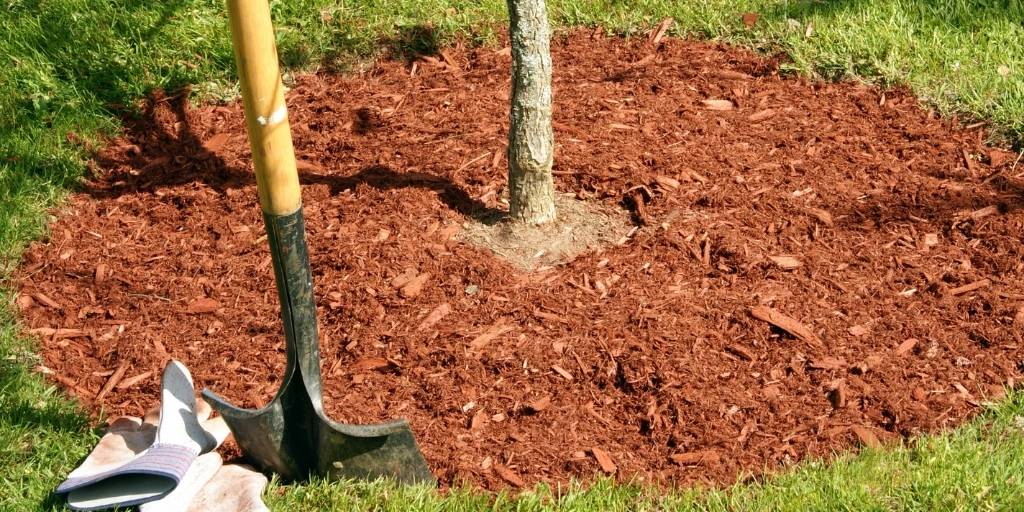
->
xmin=226 ymin=0 xmax=301 ymax=216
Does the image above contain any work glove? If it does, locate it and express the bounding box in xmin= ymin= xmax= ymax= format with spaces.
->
xmin=120 ymin=403 xmax=270 ymax=512
xmin=179 ymin=463 xmax=270 ymax=512
xmin=141 ymin=452 xmax=270 ymax=512
xmin=55 ymin=361 xmax=268 ymax=511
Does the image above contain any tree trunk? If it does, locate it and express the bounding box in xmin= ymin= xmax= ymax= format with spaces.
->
xmin=507 ymin=0 xmax=556 ymax=224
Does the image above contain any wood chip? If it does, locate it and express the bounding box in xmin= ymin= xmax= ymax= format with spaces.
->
xmin=726 ymin=344 xmax=756 ymax=361
xmin=711 ymin=69 xmax=752 ymax=81
xmin=686 ymin=169 xmax=709 ymax=184
xmin=911 ymin=387 xmax=928 ymax=401
xmin=850 ymin=426 xmax=880 ymax=448
xmin=806 ymin=207 xmax=834 ymax=226
xmin=962 ymin=148 xmax=978 ymax=174
xmin=670 ymin=450 xmax=720 ymax=465
xmin=969 ymin=205 xmax=1000 ymax=220
xmin=895 ymin=338 xmax=918 ymax=356
xmin=53 ymin=328 xmax=88 ymax=340
xmin=33 ymin=292 xmax=60 ymax=309
xmin=203 ymin=132 xmax=230 ymax=153
xmin=953 ymin=382 xmax=975 ymax=399
xmin=627 ymin=54 xmax=657 ymax=70
xmin=856 ymin=355 xmax=883 ymax=373
xmin=455 ymin=151 xmax=492 ymax=173
xmin=768 ymin=255 xmax=802 ymax=270
xmin=947 ymin=279 xmax=990 ymax=296
xmin=116 ymin=371 xmax=153 ymax=390
xmin=96 ymin=361 xmax=130 ymax=402
xmin=438 ymin=49 xmax=460 ymax=71
xmin=399 ymin=272 xmax=430 ymax=298
xmin=649 ymin=17 xmax=674 ymax=46
xmin=532 ymin=309 xmax=568 ymax=324
xmin=631 ymin=190 xmax=649 ymax=225
xmin=608 ymin=122 xmax=636 ymax=131
xmin=524 ymin=395 xmax=552 ymax=414
xmin=750 ymin=306 xmax=823 ymax=346
xmin=552 ymin=365 xmax=574 ymax=381
xmin=418 ymin=302 xmax=451 ymax=330
xmin=437 ymin=224 xmax=460 ymax=241
xmin=295 ymin=160 xmax=324 ymax=173
xmin=28 ymin=327 xmax=57 ymax=337
xmin=153 ymin=338 xmax=169 ymax=361
xmin=653 ymin=175 xmax=680 ymax=190
xmin=848 ymin=324 xmax=870 ymax=336
xmin=702 ymin=99 xmax=735 ymax=111
xmin=15 ymin=293 xmax=35 ymax=311
xmin=389 ymin=268 xmax=417 ymax=289
xmin=747 ymin=109 xmax=776 ymax=122
xmin=828 ymin=379 xmax=847 ymax=409
xmin=185 ymin=297 xmax=221 ymax=314
xmin=94 ymin=263 xmax=109 ymax=284
xmin=989 ymin=149 xmax=1017 ymax=167
xmin=469 ymin=320 xmax=513 ymax=350
xmin=470 ymin=409 xmax=488 ymax=430
xmin=205 ymin=321 xmax=224 ymax=336
xmin=352 ymin=358 xmax=391 ymax=372
xmin=492 ymin=464 xmax=525 ymax=487
xmin=50 ymin=373 xmax=92 ymax=398
xmin=590 ymin=447 xmax=616 ymax=474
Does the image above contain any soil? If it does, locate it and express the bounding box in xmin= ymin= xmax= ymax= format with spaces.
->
xmin=14 ymin=31 xmax=1024 ymax=490
xmin=460 ymin=194 xmax=632 ymax=270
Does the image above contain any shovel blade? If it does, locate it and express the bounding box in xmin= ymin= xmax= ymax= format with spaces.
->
xmin=315 ymin=419 xmax=433 ymax=484
xmin=202 ymin=390 xmax=309 ymax=482
xmin=203 ymin=389 xmax=433 ymax=484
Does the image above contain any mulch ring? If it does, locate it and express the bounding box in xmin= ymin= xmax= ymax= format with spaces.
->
xmin=14 ymin=30 xmax=1024 ymax=490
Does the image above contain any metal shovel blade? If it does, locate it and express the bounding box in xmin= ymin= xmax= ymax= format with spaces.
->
xmin=202 ymin=211 xmax=433 ymax=484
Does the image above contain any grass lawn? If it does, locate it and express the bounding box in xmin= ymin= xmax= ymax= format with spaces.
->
xmin=2 ymin=0 xmax=1023 ymax=509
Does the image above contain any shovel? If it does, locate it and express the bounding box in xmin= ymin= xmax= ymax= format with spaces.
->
xmin=201 ymin=0 xmax=432 ymax=484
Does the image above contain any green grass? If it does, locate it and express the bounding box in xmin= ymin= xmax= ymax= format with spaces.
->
xmin=1 ymin=0 xmax=1023 ymax=509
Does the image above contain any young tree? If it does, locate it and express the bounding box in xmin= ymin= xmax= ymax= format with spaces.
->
xmin=507 ymin=0 xmax=556 ymax=224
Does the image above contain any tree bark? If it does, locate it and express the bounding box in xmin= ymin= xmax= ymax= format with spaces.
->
xmin=507 ymin=0 xmax=556 ymax=224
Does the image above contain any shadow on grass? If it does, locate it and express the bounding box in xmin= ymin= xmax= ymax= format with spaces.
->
xmin=0 ymin=397 xmax=89 ymax=433
xmin=0 ymin=353 xmax=90 ymax=432
xmin=11 ymin=0 xmax=201 ymax=114
xmin=0 ymin=353 xmax=94 ymax=508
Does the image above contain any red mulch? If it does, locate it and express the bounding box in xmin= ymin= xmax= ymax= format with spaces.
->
xmin=14 ymin=31 xmax=1024 ymax=490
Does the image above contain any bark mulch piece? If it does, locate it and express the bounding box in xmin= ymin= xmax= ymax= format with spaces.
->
xmin=15 ymin=31 xmax=1024 ymax=490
